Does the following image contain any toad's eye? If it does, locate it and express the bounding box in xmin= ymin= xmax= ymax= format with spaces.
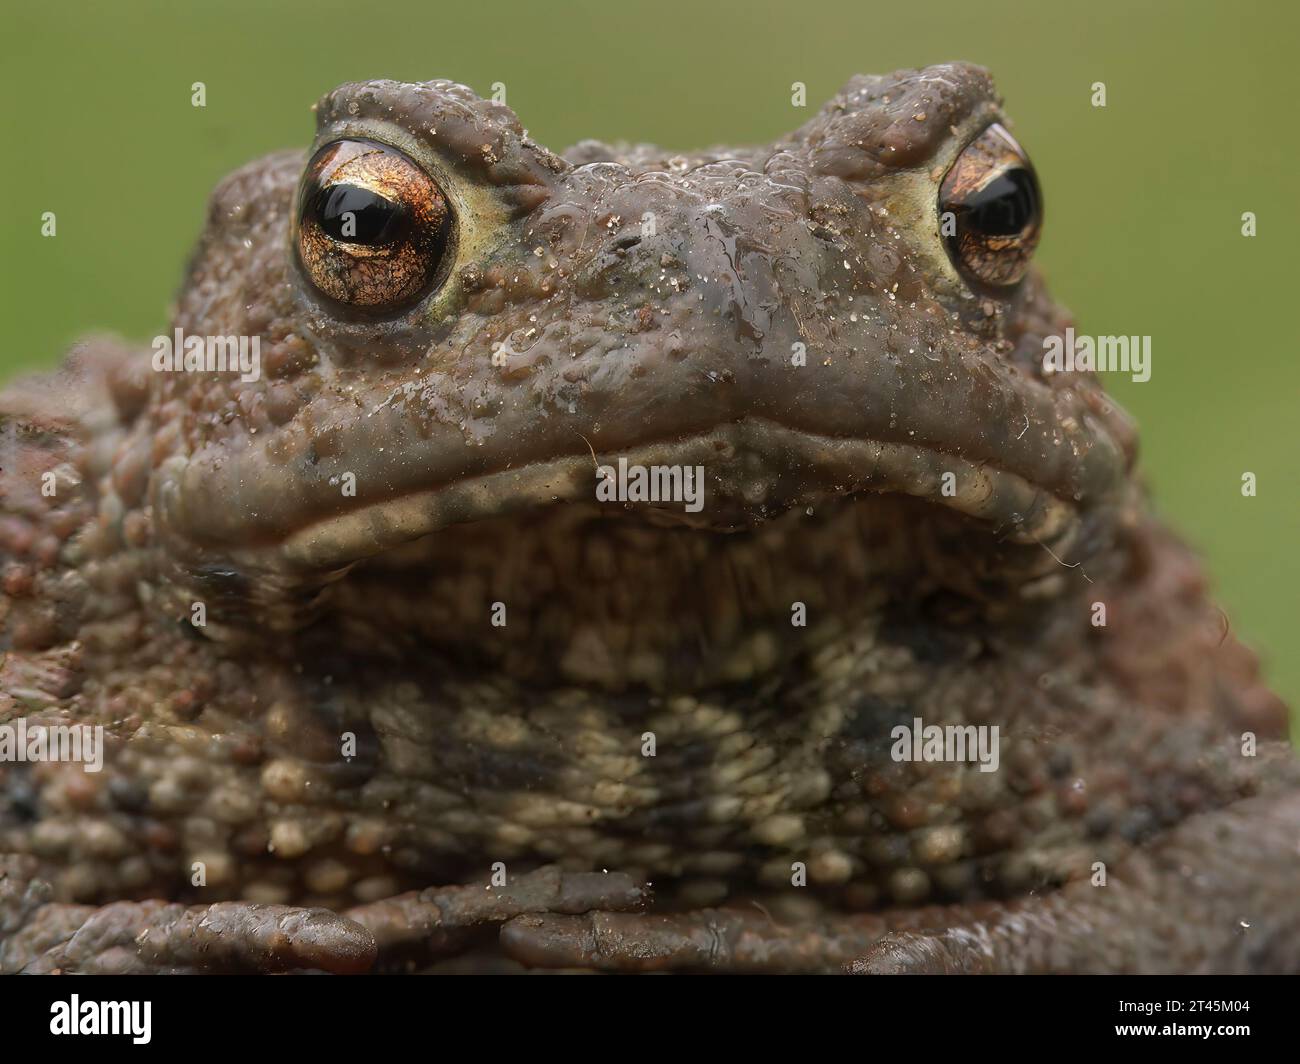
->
xmin=939 ymin=123 xmax=1042 ymax=289
xmin=296 ymin=139 xmax=453 ymax=309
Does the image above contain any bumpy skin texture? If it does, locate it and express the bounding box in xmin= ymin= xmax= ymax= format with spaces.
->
xmin=1 ymin=65 xmax=1296 ymax=974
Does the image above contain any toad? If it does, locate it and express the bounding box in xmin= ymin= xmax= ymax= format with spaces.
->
xmin=2 ymin=64 xmax=1296 ymax=973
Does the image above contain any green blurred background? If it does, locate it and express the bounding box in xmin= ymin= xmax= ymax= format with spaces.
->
xmin=2 ymin=0 xmax=1295 ymax=718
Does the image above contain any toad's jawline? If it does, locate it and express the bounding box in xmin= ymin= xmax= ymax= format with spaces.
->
xmin=157 ymin=417 xmax=1104 ymax=574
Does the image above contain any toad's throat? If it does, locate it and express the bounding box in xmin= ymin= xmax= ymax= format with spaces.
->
xmin=300 ymin=490 xmax=1102 ymax=693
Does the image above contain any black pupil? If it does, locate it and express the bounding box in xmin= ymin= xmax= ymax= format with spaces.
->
xmin=317 ymin=184 xmax=408 ymax=245
xmin=961 ymin=168 xmax=1038 ymax=236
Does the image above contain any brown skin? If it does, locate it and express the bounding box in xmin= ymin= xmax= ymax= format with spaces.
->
xmin=1 ymin=65 xmax=1296 ymax=974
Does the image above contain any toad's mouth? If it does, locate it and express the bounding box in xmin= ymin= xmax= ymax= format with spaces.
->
xmin=276 ymin=419 xmax=1085 ymax=571
xmin=156 ymin=410 xmax=1130 ymax=590
xmin=156 ymin=405 xmax=1134 ymax=688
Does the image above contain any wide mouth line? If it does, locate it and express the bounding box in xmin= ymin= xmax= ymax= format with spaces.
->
xmin=250 ymin=419 xmax=1086 ymax=573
